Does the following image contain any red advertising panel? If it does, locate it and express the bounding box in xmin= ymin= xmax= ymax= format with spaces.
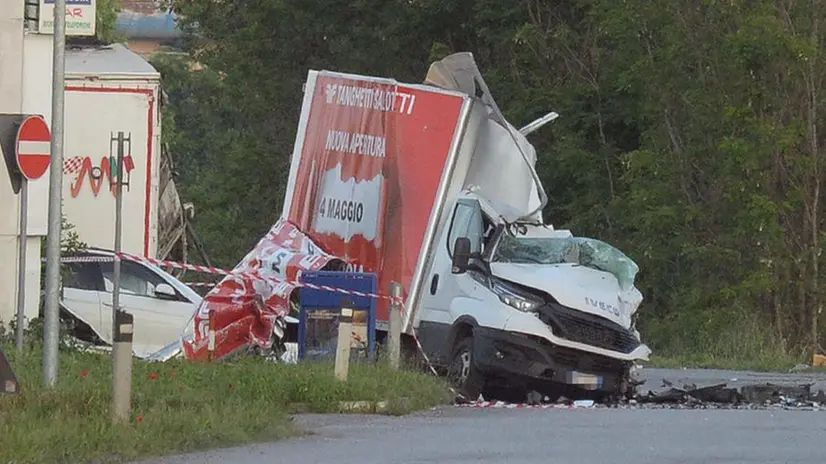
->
xmin=287 ymin=73 xmax=466 ymax=321
xmin=181 ymin=72 xmax=466 ymax=361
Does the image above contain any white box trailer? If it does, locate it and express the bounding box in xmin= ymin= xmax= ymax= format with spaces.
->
xmin=62 ymin=43 xmax=161 ymax=258
xmin=53 ymin=44 xmax=205 ymax=359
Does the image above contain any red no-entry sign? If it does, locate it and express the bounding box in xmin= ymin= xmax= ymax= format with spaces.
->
xmin=15 ymin=115 xmax=52 ymax=181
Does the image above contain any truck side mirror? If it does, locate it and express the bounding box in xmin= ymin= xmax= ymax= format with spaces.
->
xmin=154 ymin=283 xmax=178 ymax=300
xmin=452 ymin=237 xmax=471 ymax=274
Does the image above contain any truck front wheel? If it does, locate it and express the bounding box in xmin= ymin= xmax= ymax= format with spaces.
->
xmin=447 ymin=336 xmax=485 ymax=401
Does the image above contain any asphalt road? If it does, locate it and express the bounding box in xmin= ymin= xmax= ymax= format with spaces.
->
xmin=139 ymin=368 xmax=826 ymax=464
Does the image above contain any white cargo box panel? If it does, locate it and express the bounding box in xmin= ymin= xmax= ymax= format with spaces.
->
xmin=63 ymin=44 xmax=161 ymax=258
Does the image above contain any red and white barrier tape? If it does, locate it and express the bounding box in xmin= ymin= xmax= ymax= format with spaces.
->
xmin=120 ymin=252 xmax=228 ymax=276
xmin=52 ymin=253 xmax=456 ymax=398
xmin=50 ymin=253 xmax=401 ymax=303
xmin=47 ymin=256 xmax=112 ymax=263
xmin=457 ymin=400 xmax=592 ymax=409
xmin=398 ymin=305 xmax=440 ymax=376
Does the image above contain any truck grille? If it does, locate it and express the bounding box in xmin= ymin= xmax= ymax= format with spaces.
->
xmin=538 ymin=303 xmax=641 ymax=354
xmin=530 ymin=336 xmax=629 ymax=373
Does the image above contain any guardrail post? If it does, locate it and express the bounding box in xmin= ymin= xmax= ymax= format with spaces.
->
xmin=335 ymin=306 xmax=354 ymax=381
xmin=388 ymin=282 xmax=403 ymax=370
xmin=112 ymin=309 xmax=133 ymax=423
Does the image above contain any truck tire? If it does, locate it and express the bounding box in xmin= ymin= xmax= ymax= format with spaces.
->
xmin=447 ymin=336 xmax=485 ymax=401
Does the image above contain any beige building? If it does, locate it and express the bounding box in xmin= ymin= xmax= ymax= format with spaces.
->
xmin=0 ymin=0 xmax=57 ymax=327
xmin=0 ymin=0 xmax=189 ymax=329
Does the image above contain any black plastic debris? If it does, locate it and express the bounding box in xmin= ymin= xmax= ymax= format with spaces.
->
xmin=642 ymin=386 xmax=688 ymax=403
xmin=525 ymin=390 xmax=543 ymax=406
xmin=556 ymin=396 xmax=573 ymax=406
xmin=740 ymin=383 xmax=812 ymax=404
xmin=686 ymin=383 xmax=741 ymax=403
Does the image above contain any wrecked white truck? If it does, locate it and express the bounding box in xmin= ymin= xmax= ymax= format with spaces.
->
xmin=180 ymin=52 xmax=651 ymax=400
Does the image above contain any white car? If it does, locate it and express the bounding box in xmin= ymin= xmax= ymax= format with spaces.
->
xmin=60 ymin=248 xmax=202 ymax=358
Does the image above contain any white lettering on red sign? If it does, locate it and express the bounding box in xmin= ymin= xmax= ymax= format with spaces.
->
xmin=343 ymin=262 xmax=365 ymax=273
xmin=325 ymin=130 xmax=386 ymax=158
xmin=324 ymin=83 xmax=416 ymax=115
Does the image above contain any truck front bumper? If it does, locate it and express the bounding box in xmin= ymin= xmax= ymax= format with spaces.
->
xmin=472 ymin=327 xmax=632 ymax=394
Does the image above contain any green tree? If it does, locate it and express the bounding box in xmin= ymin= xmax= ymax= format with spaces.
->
xmin=94 ymin=0 xmax=122 ymax=43
xmin=159 ymin=0 xmax=826 ymax=360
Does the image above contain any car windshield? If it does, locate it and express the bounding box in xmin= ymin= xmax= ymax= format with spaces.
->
xmin=492 ymin=233 xmax=640 ymax=290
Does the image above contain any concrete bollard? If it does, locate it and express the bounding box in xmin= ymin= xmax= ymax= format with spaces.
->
xmin=207 ymin=309 xmax=216 ymax=362
xmin=112 ymin=309 xmax=134 ymax=423
xmin=334 ymin=306 xmax=354 ymax=381
xmin=388 ymin=282 xmax=403 ymax=370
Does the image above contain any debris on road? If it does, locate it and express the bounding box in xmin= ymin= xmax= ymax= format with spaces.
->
xmin=638 ymin=379 xmax=824 ymax=409
xmin=456 ymin=377 xmax=826 ymax=411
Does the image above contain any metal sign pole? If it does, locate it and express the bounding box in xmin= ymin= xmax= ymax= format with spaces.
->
xmin=42 ymin=0 xmax=67 ymax=387
xmin=111 ymin=131 xmax=133 ymax=422
xmin=15 ymin=178 xmax=28 ymax=352
xmin=112 ymin=131 xmax=124 ymax=336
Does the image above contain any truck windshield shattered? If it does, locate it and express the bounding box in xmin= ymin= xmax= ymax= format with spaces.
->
xmin=492 ymin=233 xmax=640 ymax=291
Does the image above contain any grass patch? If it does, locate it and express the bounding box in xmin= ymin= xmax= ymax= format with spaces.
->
xmin=642 ymin=354 xmax=826 ymax=373
xmin=641 ymin=314 xmax=810 ymax=372
xmin=641 ymin=354 xmax=802 ymax=372
xmin=0 ymin=343 xmax=452 ymax=464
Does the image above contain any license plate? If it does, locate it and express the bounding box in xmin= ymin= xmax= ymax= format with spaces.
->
xmin=566 ymin=370 xmax=604 ymax=390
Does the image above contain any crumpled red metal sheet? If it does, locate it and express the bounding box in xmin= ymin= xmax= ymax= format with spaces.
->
xmin=180 ymin=218 xmax=342 ymax=361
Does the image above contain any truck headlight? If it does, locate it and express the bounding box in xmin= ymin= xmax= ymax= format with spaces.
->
xmin=491 ymin=279 xmax=542 ymax=313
